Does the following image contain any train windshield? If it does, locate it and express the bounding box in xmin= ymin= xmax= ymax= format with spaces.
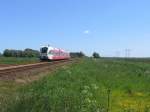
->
xmin=41 ymin=47 xmax=48 ymax=53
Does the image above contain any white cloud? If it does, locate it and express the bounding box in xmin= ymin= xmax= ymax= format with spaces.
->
xmin=83 ymin=30 xmax=90 ymax=34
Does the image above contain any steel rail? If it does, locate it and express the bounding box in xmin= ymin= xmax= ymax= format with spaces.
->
xmin=0 ymin=60 xmax=73 ymax=75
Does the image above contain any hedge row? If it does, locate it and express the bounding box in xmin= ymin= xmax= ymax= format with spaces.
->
xmin=70 ymin=52 xmax=85 ymax=58
xmin=3 ymin=49 xmax=40 ymax=57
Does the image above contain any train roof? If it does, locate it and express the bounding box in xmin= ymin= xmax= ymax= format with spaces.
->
xmin=40 ymin=45 xmax=69 ymax=52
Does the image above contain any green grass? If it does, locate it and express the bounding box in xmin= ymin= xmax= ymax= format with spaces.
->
xmin=0 ymin=57 xmax=39 ymax=65
xmin=0 ymin=58 xmax=150 ymax=112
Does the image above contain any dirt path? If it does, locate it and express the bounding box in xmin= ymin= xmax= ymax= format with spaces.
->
xmin=0 ymin=59 xmax=78 ymax=83
xmin=0 ymin=64 xmax=15 ymax=68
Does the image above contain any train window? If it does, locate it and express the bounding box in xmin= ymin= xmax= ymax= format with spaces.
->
xmin=41 ymin=47 xmax=48 ymax=53
xmin=49 ymin=51 xmax=53 ymax=54
xmin=52 ymin=51 xmax=57 ymax=56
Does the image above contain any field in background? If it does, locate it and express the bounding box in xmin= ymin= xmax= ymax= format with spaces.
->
xmin=0 ymin=57 xmax=39 ymax=65
xmin=0 ymin=58 xmax=150 ymax=112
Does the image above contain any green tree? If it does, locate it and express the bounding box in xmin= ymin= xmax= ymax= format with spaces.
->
xmin=3 ymin=49 xmax=12 ymax=57
xmin=79 ymin=51 xmax=85 ymax=57
xmin=70 ymin=51 xmax=85 ymax=58
xmin=93 ymin=52 xmax=100 ymax=58
xmin=24 ymin=48 xmax=40 ymax=57
xmin=3 ymin=48 xmax=40 ymax=57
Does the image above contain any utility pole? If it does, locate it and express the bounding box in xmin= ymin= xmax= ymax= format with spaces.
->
xmin=115 ymin=51 xmax=120 ymax=57
xmin=125 ymin=49 xmax=131 ymax=58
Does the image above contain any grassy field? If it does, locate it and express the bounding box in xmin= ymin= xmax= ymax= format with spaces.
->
xmin=0 ymin=58 xmax=150 ymax=112
xmin=0 ymin=57 xmax=39 ymax=65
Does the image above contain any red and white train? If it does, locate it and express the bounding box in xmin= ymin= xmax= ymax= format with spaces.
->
xmin=40 ymin=45 xmax=70 ymax=61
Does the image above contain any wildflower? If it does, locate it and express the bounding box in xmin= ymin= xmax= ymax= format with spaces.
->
xmin=15 ymin=96 xmax=19 ymax=101
xmin=85 ymin=98 xmax=91 ymax=103
xmin=91 ymin=84 xmax=99 ymax=90
xmin=87 ymin=92 xmax=93 ymax=97
xmin=82 ymin=89 xmax=88 ymax=94
xmin=84 ymin=85 xmax=90 ymax=90
xmin=66 ymin=70 xmax=71 ymax=74
xmin=92 ymin=100 xmax=97 ymax=103
xmin=104 ymin=64 xmax=108 ymax=68
xmin=136 ymin=92 xmax=144 ymax=97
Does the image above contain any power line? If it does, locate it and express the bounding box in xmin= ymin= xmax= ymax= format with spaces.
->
xmin=115 ymin=51 xmax=120 ymax=57
xmin=125 ymin=49 xmax=131 ymax=58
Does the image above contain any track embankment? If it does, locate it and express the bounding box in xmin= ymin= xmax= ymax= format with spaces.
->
xmin=0 ymin=59 xmax=77 ymax=81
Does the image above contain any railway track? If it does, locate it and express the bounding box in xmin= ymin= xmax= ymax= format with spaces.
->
xmin=0 ymin=59 xmax=74 ymax=76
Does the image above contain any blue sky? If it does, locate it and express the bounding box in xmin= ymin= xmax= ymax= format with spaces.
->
xmin=0 ymin=0 xmax=150 ymax=57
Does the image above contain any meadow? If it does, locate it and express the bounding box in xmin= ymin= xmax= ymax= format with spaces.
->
xmin=0 ymin=57 xmax=39 ymax=65
xmin=0 ymin=58 xmax=150 ymax=112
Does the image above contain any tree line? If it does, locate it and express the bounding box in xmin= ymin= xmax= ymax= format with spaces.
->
xmin=3 ymin=49 xmax=40 ymax=57
xmin=70 ymin=51 xmax=100 ymax=58
xmin=0 ymin=49 xmax=101 ymax=58
xmin=70 ymin=52 xmax=85 ymax=58
xmin=92 ymin=52 xmax=100 ymax=58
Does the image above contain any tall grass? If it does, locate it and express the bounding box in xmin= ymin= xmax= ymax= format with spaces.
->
xmin=0 ymin=58 xmax=150 ymax=112
xmin=0 ymin=57 xmax=39 ymax=65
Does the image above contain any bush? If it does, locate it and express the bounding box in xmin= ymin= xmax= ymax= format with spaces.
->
xmin=3 ymin=49 xmax=40 ymax=57
xmin=70 ymin=51 xmax=85 ymax=58
xmin=93 ymin=52 xmax=100 ymax=58
xmin=3 ymin=49 xmax=12 ymax=57
xmin=0 ymin=52 xmax=2 ymax=57
xmin=23 ymin=48 xmax=40 ymax=57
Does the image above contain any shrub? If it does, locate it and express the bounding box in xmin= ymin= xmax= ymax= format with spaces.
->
xmin=3 ymin=49 xmax=12 ymax=57
xmin=93 ymin=52 xmax=100 ymax=58
xmin=70 ymin=51 xmax=85 ymax=58
xmin=24 ymin=48 xmax=40 ymax=57
xmin=3 ymin=49 xmax=40 ymax=57
xmin=0 ymin=52 xmax=2 ymax=57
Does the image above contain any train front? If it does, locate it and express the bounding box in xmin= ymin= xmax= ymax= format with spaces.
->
xmin=40 ymin=46 xmax=49 ymax=60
